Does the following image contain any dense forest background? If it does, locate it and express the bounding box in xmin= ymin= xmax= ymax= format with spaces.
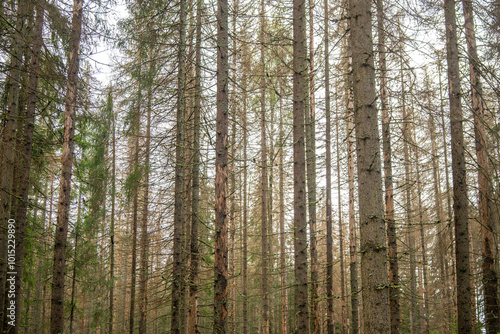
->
xmin=1 ymin=0 xmax=500 ymax=332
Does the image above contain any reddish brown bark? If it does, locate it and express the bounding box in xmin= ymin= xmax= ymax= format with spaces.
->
xmin=293 ymin=0 xmax=309 ymax=331
xmin=214 ymin=0 xmax=229 ymax=332
xmin=50 ymin=0 xmax=83 ymax=332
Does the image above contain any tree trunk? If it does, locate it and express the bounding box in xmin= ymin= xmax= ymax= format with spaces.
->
xmin=214 ymin=0 xmax=229 ymax=331
xmin=69 ymin=191 xmax=82 ymax=334
xmin=129 ymin=57 xmax=142 ymax=334
xmin=414 ymin=120 xmax=430 ymax=333
xmin=260 ymin=1 xmax=269 ymax=332
xmin=349 ymin=0 xmax=391 ymax=329
xmin=138 ymin=57 xmax=153 ymax=334
xmin=49 ymin=0 xmax=83 ymax=331
xmin=427 ymin=84 xmax=451 ymax=333
xmin=438 ymin=53 xmax=457 ymax=320
xmin=401 ymin=60 xmax=419 ymax=334
xmin=0 ymin=2 xmax=28 ymax=329
xmin=242 ymin=39 xmax=249 ymax=334
xmin=376 ymin=0 xmax=399 ymax=331
xmin=9 ymin=5 xmax=44 ymax=333
xmin=462 ymin=0 xmax=500 ymax=331
xmin=172 ymin=0 xmax=186 ymax=331
xmin=346 ymin=42 xmax=359 ymax=334
xmin=293 ymin=0 xmax=309 ymax=331
xmin=324 ymin=0 xmax=334 ymax=331
xmin=109 ymin=87 xmax=116 ymax=334
xmin=444 ymin=0 xmax=473 ymax=330
xmin=278 ymin=66 xmax=287 ymax=334
xmin=307 ymin=1 xmax=319 ymax=333
xmin=336 ymin=105 xmax=346 ymax=334
xmin=188 ymin=1 xmax=203 ymax=333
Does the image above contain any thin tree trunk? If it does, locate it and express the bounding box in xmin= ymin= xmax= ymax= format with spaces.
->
xmin=462 ymin=1 xmax=500 ymax=331
xmin=129 ymin=57 xmax=142 ymax=334
xmin=377 ymin=0 xmax=399 ymax=332
xmin=260 ymin=1 xmax=269 ymax=331
xmin=346 ymin=45 xmax=359 ymax=334
xmin=242 ymin=40 xmax=249 ymax=334
xmin=336 ymin=106 xmax=346 ymax=334
xmin=444 ymin=0 xmax=473 ymax=330
xmin=307 ymin=1 xmax=319 ymax=333
xmin=109 ymin=88 xmax=116 ymax=334
xmin=214 ymin=0 xmax=229 ymax=331
xmin=427 ymin=88 xmax=451 ymax=333
xmin=229 ymin=98 xmax=236 ymax=334
xmin=188 ymin=1 xmax=203 ymax=333
xmin=349 ymin=0 xmax=391 ymax=329
xmin=293 ymin=0 xmax=310 ymax=331
xmin=138 ymin=57 xmax=153 ymax=334
xmin=414 ymin=121 xmax=430 ymax=333
xmin=69 ymin=191 xmax=82 ymax=334
xmin=324 ymin=0 xmax=334 ymax=331
xmin=278 ymin=68 xmax=287 ymax=334
xmin=49 ymin=0 xmax=83 ymax=331
xmin=438 ymin=54 xmax=457 ymax=319
xmin=172 ymin=0 xmax=186 ymax=331
xmin=401 ymin=60 xmax=419 ymax=334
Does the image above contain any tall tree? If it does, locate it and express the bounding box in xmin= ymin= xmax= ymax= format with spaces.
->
xmin=171 ymin=0 xmax=186 ymax=331
xmin=214 ymin=0 xmax=229 ymax=331
xmin=0 ymin=2 xmax=29 ymax=328
xmin=109 ymin=87 xmax=116 ymax=334
xmin=444 ymin=0 xmax=473 ymax=330
xmin=50 ymin=0 xmax=84 ymax=331
xmin=260 ymin=1 xmax=270 ymax=332
xmin=138 ymin=55 xmax=154 ymax=334
xmin=129 ymin=55 xmax=142 ymax=334
xmin=349 ymin=0 xmax=391 ymax=330
xmin=324 ymin=0 xmax=334 ymax=332
xmin=293 ymin=0 xmax=309 ymax=331
xmin=462 ymin=0 xmax=500 ymax=331
xmin=188 ymin=1 xmax=203 ymax=332
xmin=346 ymin=35 xmax=359 ymax=334
xmin=278 ymin=64 xmax=288 ymax=334
xmin=307 ymin=0 xmax=319 ymax=332
xmin=376 ymin=0 xmax=399 ymax=331
xmin=9 ymin=3 xmax=45 ymax=332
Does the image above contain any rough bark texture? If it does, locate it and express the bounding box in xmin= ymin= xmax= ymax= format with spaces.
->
xmin=346 ymin=43 xmax=359 ymax=334
xmin=377 ymin=0 xmax=399 ymax=331
xmin=242 ymin=40 xmax=249 ymax=334
xmin=462 ymin=1 xmax=500 ymax=331
xmin=444 ymin=0 xmax=473 ymax=331
xmin=336 ymin=108 xmax=346 ymax=334
xmin=0 ymin=2 xmax=28 ymax=329
xmin=278 ymin=72 xmax=287 ymax=334
xmin=349 ymin=0 xmax=390 ymax=329
xmin=109 ymin=89 xmax=116 ymax=334
xmin=188 ymin=1 xmax=202 ymax=333
xmin=260 ymin=1 xmax=269 ymax=331
xmin=9 ymin=4 xmax=44 ymax=333
xmin=139 ymin=60 xmax=153 ymax=334
xmin=172 ymin=0 xmax=186 ymax=331
xmin=214 ymin=0 xmax=229 ymax=332
xmin=427 ymin=89 xmax=451 ymax=334
xmin=293 ymin=0 xmax=309 ymax=331
xmin=50 ymin=0 xmax=83 ymax=332
xmin=324 ymin=0 xmax=334 ymax=331
xmin=307 ymin=2 xmax=319 ymax=333
xmin=129 ymin=68 xmax=141 ymax=334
